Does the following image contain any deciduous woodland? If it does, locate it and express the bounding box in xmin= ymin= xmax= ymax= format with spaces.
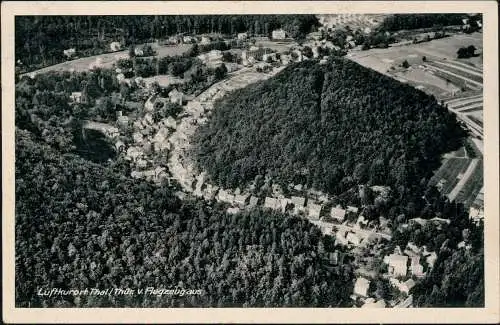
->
xmin=192 ymin=58 xmax=466 ymax=196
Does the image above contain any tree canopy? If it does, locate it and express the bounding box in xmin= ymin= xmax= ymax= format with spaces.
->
xmin=192 ymin=58 xmax=466 ymax=197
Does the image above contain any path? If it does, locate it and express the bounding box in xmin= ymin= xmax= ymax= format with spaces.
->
xmin=447 ymin=158 xmax=480 ymax=201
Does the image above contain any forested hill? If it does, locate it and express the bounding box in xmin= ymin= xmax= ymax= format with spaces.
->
xmin=16 ymin=127 xmax=354 ymax=307
xmin=377 ymin=14 xmax=476 ymax=32
xmin=192 ymin=58 xmax=466 ymax=196
xmin=16 ymin=15 xmax=318 ymax=69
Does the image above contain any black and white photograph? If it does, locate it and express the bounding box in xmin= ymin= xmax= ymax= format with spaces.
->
xmin=2 ymin=1 xmax=499 ymax=323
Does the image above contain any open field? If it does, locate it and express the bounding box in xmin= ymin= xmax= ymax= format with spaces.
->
xmin=429 ymin=157 xmax=472 ymax=195
xmin=348 ymin=33 xmax=483 ymax=99
xmin=394 ymin=67 xmax=460 ymax=95
xmin=454 ymin=158 xmax=483 ymax=207
xmin=141 ymin=74 xmax=186 ymax=88
xmin=427 ymin=60 xmax=482 ymax=83
xmin=22 ymin=43 xmax=192 ymax=77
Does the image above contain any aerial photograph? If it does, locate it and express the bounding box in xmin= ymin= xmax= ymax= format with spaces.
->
xmin=14 ymin=13 xmax=484 ymax=309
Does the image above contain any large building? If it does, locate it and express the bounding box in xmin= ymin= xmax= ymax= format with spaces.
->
xmin=272 ymin=29 xmax=286 ymax=40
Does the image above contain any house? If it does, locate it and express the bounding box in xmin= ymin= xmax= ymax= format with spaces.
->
xmin=353 ymin=277 xmax=370 ymax=297
xmin=346 ymin=232 xmax=362 ymax=246
xmin=272 ymin=29 xmax=286 ymax=40
xmin=364 ymin=27 xmax=372 ymax=34
xmin=469 ymin=206 xmax=484 ymax=223
xmin=203 ymin=184 xmax=219 ymax=201
xmin=410 ymin=256 xmax=425 ymax=278
xmin=164 ymin=116 xmax=177 ymax=129
xmin=63 ymin=48 xmax=76 ymax=58
xmin=476 ymin=20 xmax=482 ymax=28
xmin=110 ymin=41 xmax=122 ymax=52
xmin=200 ymin=36 xmax=211 ymax=45
xmin=234 ymin=193 xmax=250 ymax=206
xmin=331 ymin=207 xmax=346 ymax=222
xmin=264 ymin=197 xmax=281 ymax=210
xmin=307 ymin=202 xmax=322 ymax=220
xmin=168 ymin=89 xmax=184 ymax=105
xmin=335 ymin=231 xmax=349 ymax=246
xmin=70 ymin=92 xmax=82 ymax=103
xmin=117 ymin=115 xmax=129 ymax=128
xmin=183 ymin=36 xmax=193 ymax=44
xmin=217 ymin=189 xmax=235 ymax=204
xmin=126 ymin=146 xmax=143 ymax=161
xmin=237 ymin=32 xmax=248 ymax=40
xmin=384 ymin=254 xmax=408 ymax=277
xmin=248 ymin=196 xmax=259 ymax=208
xmin=290 ymin=196 xmax=306 ymax=214
xmin=134 ymin=47 xmax=144 ymax=56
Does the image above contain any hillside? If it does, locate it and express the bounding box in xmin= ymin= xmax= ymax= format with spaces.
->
xmin=192 ymin=58 xmax=466 ymax=196
xmin=15 ymin=127 xmax=354 ymax=307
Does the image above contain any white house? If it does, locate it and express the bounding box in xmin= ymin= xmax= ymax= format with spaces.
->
xmin=234 ymin=193 xmax=250 ymax=206
xmin=183 ymin=36 xmax=194 ymax=44
xmin=291 ymin=196 xmax=306 ymax=214
xmin=134 ymin=47 xmax=144 ymax=56
xmin=384 ymin=254 xmax=408 ymax=277
xmin=63 ymin=48 xmax=76 ymax=58
xmin=307 ymin=202 xmax=322 ymax=220
xmin=272 ymin=29 xmax=286 ymax=40
xmin=201 ymin=36 xmax=211 ymax=45
xmin=70 ymin=92 xmax=82 ymax=103
xmin=469 ymin=206 xmax=484 ymax=223
xmin=331 ymin=207 xmax=346 ymax=222
xmin=346 ymin=232 xmax=362 ymax=246
xmin=411 ymin=256 xmax=425 ymax=278
xmin=110 ymin=41 xmax=122 ymax=52
xmin=217 ymin=189 xmax=235 ymax=204
xmin=264 ymin=197 xmax=281 ymax=210
xmin=168 ymin=89 xmax=184 ymax=105
xmin=353 ymin=277 xmax=370 ymax=297
xmin=237 ymin=32 xmax=248 ymax=40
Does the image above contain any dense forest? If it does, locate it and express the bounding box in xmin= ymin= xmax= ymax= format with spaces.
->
xmin=192 ymin=58 xmax=466 ymax=198
xmin=15 ymin=15 xmax=319 ymax=70
xmin=377 ymin=14 xmax=471 ymax=32
xmin=15 ymin=70 xmax=355 ymax=307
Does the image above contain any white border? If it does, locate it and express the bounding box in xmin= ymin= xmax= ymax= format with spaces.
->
xmin=2 ymin=1 xmax=498 ymax=323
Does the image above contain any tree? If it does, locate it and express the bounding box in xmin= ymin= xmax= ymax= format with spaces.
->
xmin=422 ymin=56 xmax=427 ymax=62
xmin=402 ymin=60 xmax=410 ymax=68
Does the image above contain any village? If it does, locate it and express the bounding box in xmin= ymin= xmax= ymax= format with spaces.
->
xmin=61 ymin=16 xmax=484 ymax=309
